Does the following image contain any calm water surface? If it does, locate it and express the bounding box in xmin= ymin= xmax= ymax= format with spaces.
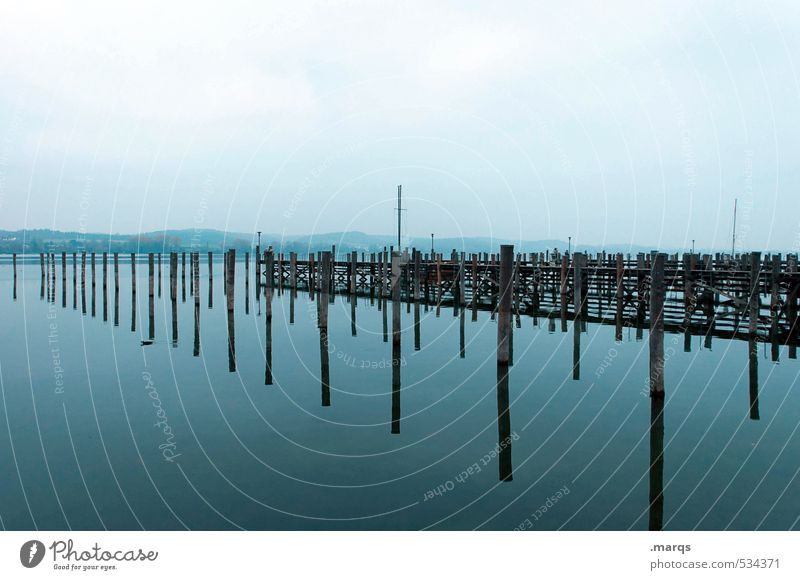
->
xmin=0 ymin=259 xmax=798 ymax=530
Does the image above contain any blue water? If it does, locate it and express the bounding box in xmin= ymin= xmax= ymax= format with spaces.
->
xmin=0 ymin=259 xmax=798 ymax=530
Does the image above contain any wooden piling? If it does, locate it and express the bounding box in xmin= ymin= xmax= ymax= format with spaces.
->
xmin=148 ymin=253 xmax=155 ymax=340
xmin=649 ymin=253 xmax=666 ymax=397
xmin=290 ymin=251 xmax=297 ymax=293
xmin=573 ymin=252 xmax=584 ymax=317
xmin=497 ymin=245 xmax=514 ymax=365
xmin=350 ymin=250 xmax=357 ymax=294
xmin=391 ymin=251 xmax=402 ymax=433
xmin=226 ymin=249 xmax=236 ymax=372
xmin=319 ymin=252 xmax=331 ymax=328
xmin=749 ymin=252 xmax=761 ymax=335
xmin=266 ymin=250 xmax=274 ymax=290
xmin=181 ymin=251 xmax=186 ymax=302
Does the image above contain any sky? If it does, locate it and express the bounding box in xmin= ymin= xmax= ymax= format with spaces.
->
xmin=0 ymin=0 xmax=799 ymax=251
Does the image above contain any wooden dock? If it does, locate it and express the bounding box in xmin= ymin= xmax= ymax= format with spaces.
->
xmin=245 ymin=247 xmax=798 ymax=349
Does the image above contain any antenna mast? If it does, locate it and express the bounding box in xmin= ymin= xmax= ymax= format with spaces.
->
xmin=731 ymin=198 xmax=737 ymax=256
xmin=396 ymin=185 xmax=402 ymax=248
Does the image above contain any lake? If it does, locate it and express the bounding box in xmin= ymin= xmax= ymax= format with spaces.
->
xmin=0 ymin=256 xmax=798 ymax=530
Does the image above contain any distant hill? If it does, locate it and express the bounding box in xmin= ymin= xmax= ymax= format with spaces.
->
xmin=0 ymin=228 xmax=663 ymax=255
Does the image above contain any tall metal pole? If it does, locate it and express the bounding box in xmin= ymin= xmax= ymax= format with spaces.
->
xmin=732 ymin=198 xmax=737 ymax=256
xmin=431 ymin=233 xmax=434 ymax=256
xmin=397 ymin=185 xmax=402 ymax=248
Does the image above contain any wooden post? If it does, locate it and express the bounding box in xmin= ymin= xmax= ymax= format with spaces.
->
xmin=770 ymin=254 xmax=781 ymax=360
xmin=100 ymin=252 xmax=106 ymax=307
xmin=266 ymin=250 xmax=274 ymax=290
xmin=391 ymin=250 xmax=402 ymax=434
xmin=90 ymin=252 xmax=96 ymax=316
xmin=73 ymin=253 xmax=77 ymax=310
xmin=471 ymin=253 xmax=478 ymax=304
xmin=148 ymin=253 xmax=155 ymax=340
xmin=189 ymin=252 xmax=194 ymax=297
xmin=226 ymin=249 xmax=236 ymax=372
xmin=788 ymin=254 xmax=798 ymax=358
xmin=309 ymin=252 xmax=316 ymax=295
xmin=460 ymin=253 xmax=467 ymax=308
xmin=413 ymin=249 xmax=421 ymax=302
xmin=319 ymin=252 xmax=330 ymax=328
xmin=80 ymin=251 xmax=86 ymax=293
xmin=749 ymin=252 xmax=762 ymax=335
xmin=12 ymin=253 xmax=17 ymax=301
xmin=265 ymin=269 xmax=273 ymax=384
xmin=193 ymin=252 xmax=201 ymax=357
xmin=497 ymin=245 xmax=514 ymax=365
xmin=194 ymin=253 xmax=200 ymax=306
xmin=290 ymin=251 xmax=297 ymax=293
xmin=170 ymin=253 xmax=178 ymax=301
xmin=255 ymin=246 xmax=261 ymax=296
xmin=181 ymin=251 xmax=186 ymax=302
xmin=245 ymin=252 xmax=250 ymax=310
xmin=350 ymin=250 xmax=357 ymax=294
xmin=573 ymin=252 xmax=584 ymax=317
xmin=649 ymin=253 xmax=666 ymax=397
xmin=170 ymin=254 xmax=177 ymax=346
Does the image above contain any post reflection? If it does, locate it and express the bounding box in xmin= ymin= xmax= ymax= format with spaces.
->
xmin=648 ymin=397 xmax=665 ymax=531
xmin=265 ymin=286 xmax=273 ymax=385
xmin=748 ymin=337 xmax=760 ymax=420
xmin=496 ymin=364 xmax=513 ymax=482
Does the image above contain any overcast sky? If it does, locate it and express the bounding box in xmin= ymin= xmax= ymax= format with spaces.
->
xmin=1 ymin=1 xmax=799 ymax=251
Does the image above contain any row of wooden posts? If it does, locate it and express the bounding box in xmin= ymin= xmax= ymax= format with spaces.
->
xmin=21 ymin=244 xmax=797 ymax=399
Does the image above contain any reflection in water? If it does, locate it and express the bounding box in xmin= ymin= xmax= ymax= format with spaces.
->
xmin=114 ymin=277 xmax=119 ymax=328
xmin=6 ymin=255 xmax=800 ymax=531
xmin=572 ymin=316 xmax=581 ymax=381
xmin=350 ymin=296 xmax=357 ymax=336
xmin=265 ymin=286 xmax=273 ymax=385
xmin=226 ymin=252 xmax=236 ymax=372
xmin=171 ymin=293 xmax=178 ymax=347
xmin=496 ymin=364 xmax=513 ymax=482
xmin=748 ymin=337 xmax=760 ymax=420
xmin=72 ymin=253 xmax=77 ymax=310
xmin=382 ymin=298 xmax=388 ymax=342
xmin=130 ymin=255 xmax=136 ymax=332
xmin=320 ymin=252 xmax=331 ymax=406
xmin=193 ymin=299 xmax=200 ymax=357
xmin=193 ymin=254 xmax=200 ymax=357
xmin=649 ymin=397 xmax=665 ymax=531
xmin=391 ymin=312 xmax=401 ymax=434
xmin=148 ymin=255 xmax=155 ymax=341
xmin=102 ymin=254 xmax=108 ymax=322
xmin=81 ymin=253 xmax=87 ymax=315
xmin=414 ymin=302 xmax=421 ymax=351
xmin=459 ymin=309 xmax=465 ymax=359
xmin=208 ymin=255 xmax=214 ymax=310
